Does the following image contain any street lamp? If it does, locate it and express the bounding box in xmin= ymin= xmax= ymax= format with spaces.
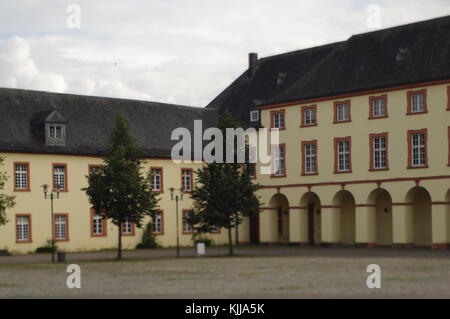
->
xmin=169 ymin=187 xmax=183 ymax=258
xmin=42 ymin=183 xmax=61 ymax=263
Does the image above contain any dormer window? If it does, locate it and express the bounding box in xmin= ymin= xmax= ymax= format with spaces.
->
xmin=250 ymin=110 xmax=259 ymax=122
xmin=49 ymin=125 xmax=63 ymax=139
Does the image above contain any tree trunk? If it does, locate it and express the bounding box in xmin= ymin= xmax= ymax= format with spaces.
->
xmin=228 ymin=227 xmax=233 ymax=255
xmin=235 ymin=215 xmax=239 ymax=245
xmin=117 ymin=221 xmax=122 ymax=260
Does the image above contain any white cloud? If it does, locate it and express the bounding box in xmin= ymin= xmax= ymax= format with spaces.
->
xmin=0 ymin=0 xmax=449 ymax=105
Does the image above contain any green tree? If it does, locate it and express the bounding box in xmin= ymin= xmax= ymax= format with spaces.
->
xmin=0 ymin=157 xmax=15 ymax=226
xmin=190 ymin=111 xmax=261 ymax=255
xmin=83 ymin=114 xmax=160 ymax=260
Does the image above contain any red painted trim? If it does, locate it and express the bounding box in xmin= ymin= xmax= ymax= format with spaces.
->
xmin=432 ymin=201 xmax=450 ymax=205
xmin=258 ymin=78 xmax=450 ymax=111
xmin=447 ymin=86 xmax=450 ymax=110
xmin=152 ymin=210 xmax=164 ymax=235
xmin=270 ymin=143 xmax=286 ymax=178
xmin=300 ymin=105 xmax=318 ymax=127
xmin=368 ymin=94 xmax=388 ymax=119
xmin=182 ymin=209 xmax=193 ymax=234
xmin=13 ymin=162 xmax=31 ymax=192
xmin=333 ymin=100 xmax=351 ymax=123
xmin=406 ymin=89 xmax=428 ymax=115
xmin=301 ymin=140 xmax=318 ymax=176
xmin=432 ymin=243 xmax=450 ymax=250
xmin=407 ymin=129 xmax=429 ymax=169
xmin=181 ymin=168 xmax=194 ymax=193
xmin=270 ymin=109 xmax=286 ymax=130
xmin=259 ymin=175 xmax=450 ymax=190
xmin=369 ymin=132 xmax=389 ymax=171
xmin=150 ymin=166 xmax=164 ymax=193
xmin=53 ymin=213 xmax=69 ymax=241
xmin=333 ymin=136 xmax=352 ymax=174
xmin=52 ymin=163 xmax=68 ymax=192
xmin=15 ymin=214 xmax=32 ymax=243
xmin=90 ymin=209 xmax=107 ymax=237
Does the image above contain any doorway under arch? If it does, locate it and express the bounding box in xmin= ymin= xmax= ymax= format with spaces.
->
xmin=299 ymin=192 xmax=321 ymax=245
xmin=269 ymin=193 xmax=290 ymax=243
xmin=367 ymin=188 xmax=393 ymax=246
xmin=332 ymin=190 xmax=356 ymax=245
xmin=405 ymin=186 xmax=432 ymax=247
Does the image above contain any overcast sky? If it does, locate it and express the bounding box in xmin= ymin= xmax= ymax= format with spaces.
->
xmin=0 ymin=0 xmax=449 ymax=107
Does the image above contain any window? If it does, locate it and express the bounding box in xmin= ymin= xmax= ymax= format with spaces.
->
xmin=210 ymin=225 xmax=220 ymax=233
xmin=333 ymin=100 xmax=351 ymax=123
xmin=301 ymin=105 xmax=317 ymax=127
xmin=407 ymin=89 xmax=427 ymax=114
xmin=250 ymin=110 xmax=259 ymax=122
xmin=54 ymin=214 xmax=68 ymax=241
xmin=91 ymin=210 xmax=106 ymax=237
xmin=181 ymin=169 xmax=193 ymax=192
xmin=14 ymin=162 xmax=30 ymax=191
xmin=370 ymin=133 xmax=388 ymax=171
xmin=16 ymin=215 xmax=31 ymax=242
xmin=151 ymin=211 xmax=163 ymax=234
xmin=369 ymin=95 xmax=388 ymax=119
xmin=151 ymin=167 xmax=163 ymax=192
xmin=53 ymin=164 xmax=67 ymax=191
xmin=121 ymin=217 xmax=135 ymax=235
xmin=334 ymin=137 xmax=351 ymax=173
xmin=270 ymin=110 xmax=285 ymax=129
xmin=182 ymin=210 xmax=193 ymax=234
xmin=248 ymin=146 xmax=257 ymax=179
xmin=301 ymin=140 xmax=318 ymax=175
xmin=407 ymin=129 xmax=428 ymax=168
xmin=272 ymin=144 xmax=286 ymax=177
xmin=88 ymin=165 xmax=102 ymax=175
xmin=49 ymin=125 xmax=63 ymax=139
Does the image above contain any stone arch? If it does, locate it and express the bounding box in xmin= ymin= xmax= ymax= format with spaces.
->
xmin=299 ymin=192 xmax=322 ymax=245
xmin=367 ymin=188 xmax=393 ymax=246
xmin=332 ymin=190 xmax=356 ymax=245
xmin=405 ymin=186 xmax=432 ymax=247
xmin=269 ymin=193 xmax=290 ymax=243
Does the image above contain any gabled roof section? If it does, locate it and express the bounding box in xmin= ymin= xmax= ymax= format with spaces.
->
xmin=262 ymin=15 xmax=450 ymax=106
xmin=206 ymin=42 xmax=342 ymax=124
xmin=0 ymin=88 xmax=217 ymax=158
xmin=208 ymin=15 xmax=450 ymax=117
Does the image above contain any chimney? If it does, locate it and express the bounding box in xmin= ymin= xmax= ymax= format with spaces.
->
xmin=248 ymin=52 xmax=258 ymax=77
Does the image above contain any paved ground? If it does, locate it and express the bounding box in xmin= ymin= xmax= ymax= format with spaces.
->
xmin=0 ymin=246 xmax=449 ymax=298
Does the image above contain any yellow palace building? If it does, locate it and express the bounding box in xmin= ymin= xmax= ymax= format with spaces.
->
xmin=1 ymin=16 xmax=450 ymax=254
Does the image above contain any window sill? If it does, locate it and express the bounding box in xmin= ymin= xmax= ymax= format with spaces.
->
xmin=407 ymin=165 xmax=429 ymax=169
xmin=300 ymin=123 xmax=318 ymax=128
xmin=368 ymin=115 xmax=388 ymax=120
xmin=270 ymin=174 xmax=286 ymax=178
xmin=301 ymin=172 xmax=318 ymax=176
xmin=406 ymin=111 xmax=428 ymax=115
xmin=369 ymin=168 xmax=389 ymax=171
xmin=14 ymin=188 xmax=31 ymax=192
xmin=333 ymin=170 xmax=352 ymax=174
xmin=16 ymin=240 xmax=32 ymax=243
xmin=332 ymin=120 xmax=351 ymax=124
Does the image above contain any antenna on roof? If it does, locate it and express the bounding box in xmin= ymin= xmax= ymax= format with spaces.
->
xmin=248 ymin=53 xmax=258 ymax=77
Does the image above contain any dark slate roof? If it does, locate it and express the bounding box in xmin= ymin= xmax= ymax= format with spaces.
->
xmin=0 ymin=88 xmax=218 ymax=158
xmin=207 ymin=15 xmax=450 ymax=121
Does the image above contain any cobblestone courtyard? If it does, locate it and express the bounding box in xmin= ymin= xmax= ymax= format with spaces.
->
xmin=0 ymin=246 xmax=449 ymax=298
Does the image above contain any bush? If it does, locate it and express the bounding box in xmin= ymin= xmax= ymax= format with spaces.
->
xmin=136 ymin=222 xmax=159 ymax=249
xmin=194 ymin=237 xmax=214 ymax=247
xmin=35 ymin=239 xmax=57 ymax=254
xmin=0 ymin=249 xmax=11 ymax=256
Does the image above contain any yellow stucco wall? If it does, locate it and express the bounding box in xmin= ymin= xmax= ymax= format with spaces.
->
xmin=0 ymin=153 xmax=250 ymax=254
xmin=255 ymin=82 xmax=450 ymax=248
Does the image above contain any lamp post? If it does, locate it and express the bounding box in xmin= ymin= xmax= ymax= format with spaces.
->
xmin=42 ymin=183 xmax=61 ymax=263
xmin=169 ymin=187 xmax=183 ymax=258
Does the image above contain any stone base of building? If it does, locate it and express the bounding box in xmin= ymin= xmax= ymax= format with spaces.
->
xmin=431 ymin=243 xmax=450 ymax=250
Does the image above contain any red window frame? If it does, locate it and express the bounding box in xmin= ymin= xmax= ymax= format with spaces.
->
xmin=271 ymin=143 xmax=286 ymax=178
xmin=150 ymin=166 xmax=164 ymax=193
xmin=368 ymin=94 xmax=388 ymax=119
xmin=300 ymin=105 xmax=318 ymax=127
xmin=181 ymin=168 xmax=193 ymax=193
xmin=406 ymin=89 xmax=428 ymax=115
xmin=90 ymin=209 xmax=107 ymax=237
xmin=13 ymin=162 xmax=30 ymax=192
xmin=16 ymin=214 xmax=32 ymax=243
xmin=448 ymin=126 xmax=450 ymax=166
xmin=182 ymin=209 xmax=193 ymax=234
xmin=407 ymin=129 xmax=428 ymax=169
xmin=151 ymin=210 xmax=164 ymax=235
xmin=53 ymin=213 xmax=69 ymax=241
xmin=270 ymin=109 xmax=286 ymax=130
xmin=333 ymin=100 xmax=351 ymax=123
xmin=334 ymin=137 xmax=352 ymax=174
xmin=121 ymin=217 xmax=136 ymax=236
xmin=301 ymin=140 xmax=318 ymax=176
xmin=369 ymin=133 xmax=389 ymax=171
xmin=52 ymin=163 xmax=68 ymax=192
